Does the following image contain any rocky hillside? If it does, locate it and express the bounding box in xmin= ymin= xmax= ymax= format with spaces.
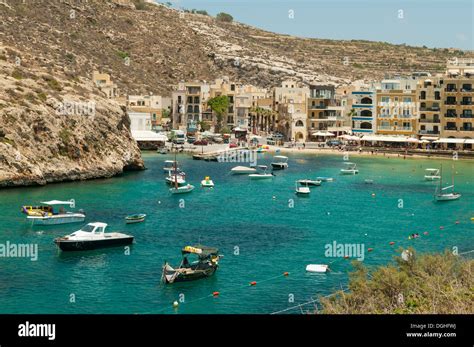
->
xmin=0 ymin=53 xmax=144 ymax=187
xmin=1 ymin=0 xmax=472 ymax=96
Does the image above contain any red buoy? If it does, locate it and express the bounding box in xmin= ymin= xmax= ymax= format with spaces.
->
xmin=389 ymin=242 xmax=395 ymax=245
xmin=368 ymin=248 xmax=373 ymax=252
xmin=213 ymin=291 xmax=219 ymax=297
xmin=250 ymin=281 xmax=257 ymax=286
xmin=283 ymin=272 xmax=289 ymax=276
xmin=344 ymin=255 xmax=349 ymax=259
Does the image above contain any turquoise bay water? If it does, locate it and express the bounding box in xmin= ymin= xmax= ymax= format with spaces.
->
xmin=0 ymin=153 xmax=472 ymax=314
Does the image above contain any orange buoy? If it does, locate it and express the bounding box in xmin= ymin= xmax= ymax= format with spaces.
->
xmin=389 ymin=242 xmax=395 ymax=245
xmin=344 ymin=255 xmax=349 ymax=259
xmin=212 ymin=291 xmax=220 ymax=297
xmin=283 ymin=272 xmax=289 ymax=276
xmin=368 ymin=248 xmax=373 ymax=252
xmin=250 ymin=281 xmax=257 ymax=286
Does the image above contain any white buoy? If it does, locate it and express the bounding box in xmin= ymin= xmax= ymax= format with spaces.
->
xmin=306 ymin=264 xmax=329 ymax=273
xmin=172 ymin=301 xmax=179 ymax=308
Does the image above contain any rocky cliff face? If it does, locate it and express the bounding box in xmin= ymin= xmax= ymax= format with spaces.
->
xmin=0 ymin=52 xmax=144 ymax=187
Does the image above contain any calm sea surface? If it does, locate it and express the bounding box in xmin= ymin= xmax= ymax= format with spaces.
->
xmin=0 ymin=152 xmax=472 ymax=314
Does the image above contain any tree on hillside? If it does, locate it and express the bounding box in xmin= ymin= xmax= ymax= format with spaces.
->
xmin=319 ymin=249 xmax=473 ymax=314
xmin=216 ymin=12 xmax=233 ymax=22
xmin=207 ymin=95 xmax=230 ymax=133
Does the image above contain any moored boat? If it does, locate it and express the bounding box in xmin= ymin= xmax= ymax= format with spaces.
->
xmin=231 ymin=166 xmax=257 ymax=174
xmin=163 ymin=160 xmax=179 ymax=172
xmin=248 ymin=165 xmax=274 ymax=179
xmin=316 ymin=177 xmax=334 ymax=182
xmin=162 ymin=245 xmax=221 ymax=284
xmin=424 ymin=168 xmax=441 ymax=181
xmin=340 ymin=162 xmax=359 ymax=175
xmin=297 ymin=179 xmax=321 ymax=186
xmin=271 ymin=155 xmax=288 ymax=170
xmin=125 ymin=214 xmax=146 ymax=224
xmin=22 ymin=199 xmax=85 ymax=226
xmin=170 ymin=184 xmax=195 ymax=194
xmin=295 ymin=181 xmax=311 ymax=195
xmin=201 ymin=176 xmax=215 ymax=187
xmin=434 ymin=165 xmax=461 ymax=201
xmin=54 ymin=222 xmax=134 ymax=251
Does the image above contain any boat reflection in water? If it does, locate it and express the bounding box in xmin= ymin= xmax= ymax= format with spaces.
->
xmin=162 ymin=245 xmax=221 ymax=284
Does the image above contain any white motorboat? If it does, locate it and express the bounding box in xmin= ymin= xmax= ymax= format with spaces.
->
xmin=248 ymin=165 xmax=274 ymax=179
xmin=271 ymin=155 xmax=288 ymax=170
xmin=295 ymin=181 xmax=311 ymax=195
xmin=170 ymin=184 xmax=195 ymax=194
xmin=21 ymin=199 xmax=85 ymax=226
xmin=435 ymin=165 xmax=461 ymax=201
xmin=340 ymin=162 xmax=359 ymax=175
xmin=316 ymin=177 xmax=334 ymax=182
xmin=201 ymin=176 xmax=215 ymax=188
xmin=54 ymin=222 xmax=133 ymax=251
xmin=297 ymin=179 xmax=321 ymax=186
xmin=231 ymin=166 xmax=257 ymax=174
xmin=163 ymin=160 xmax=179 ymax=172
xmin=424 ymin=168 xmax=441 ymax=181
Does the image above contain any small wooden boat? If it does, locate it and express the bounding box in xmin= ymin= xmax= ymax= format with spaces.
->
xmin=162 ymin=245 xmax=221 ymax=284
xmin=125 ymin=214 xmax=146 ymax=224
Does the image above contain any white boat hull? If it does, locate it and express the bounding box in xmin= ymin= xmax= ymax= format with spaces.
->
xmin=248 ymin=174 xmax=273 ymax=179
xmin=170 ymin=185 xmax=195 ymax=194
xmin=296 ymin=188 xmax=310 ymax=195
xmin=306 ymin=264 xmax=328 ymax=273
xmin=28 ymin=214 xmax=85 ymax=226
xmin=340 ymin=169 xmax=358 ymax=175
xmin=435 ymin=193 xmax=461 ymax=201
xmin=231 ymin=166 xmax=257 ymax=174
xmin=424 ymin=176 xmax=440 ymax=181
xmin=201 ymin=180 xmax=214 ymax=187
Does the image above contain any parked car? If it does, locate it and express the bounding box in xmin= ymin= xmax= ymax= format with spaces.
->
xmin=229 ymin=143 xmax=238 ymax=148
xmin=187 ymin=136 xmax=196 ymax=144
xmin=194 ymin=140 xmax=208 ymax=146
xmin=326 ymin=140 xmax=342 ymax=146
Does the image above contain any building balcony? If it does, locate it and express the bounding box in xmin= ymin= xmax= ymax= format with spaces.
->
xmin=419 ymin=107 xmax=440 ymax=112
xmin=377 ymin=126 xmax=393 ymax=130
xmin=460 ymin=114 xmax=473 ymax=118
xmin=310 ymin=105 xmax=327 ymax=110
xmin=460 ymin=128 xmax=474 ymax=131
xmin=445 ymin=88 xmax=457 ymax=92
xmin=445 ymin=113 xmax=458 ymax=118
xmin=418 ymin=130 xmax=440 ymax=135
xmin=444 ymin=126 xmax=458 ymax=131
xmin=444 ymin=101 xmax=457 ymax=105
xmin=353 ymin=104 xmax=374 ymax=108
xmin=460 ymin=101 xmax=473 ymax=105
xmin=419 ymin=119 xmax=440 ymax=123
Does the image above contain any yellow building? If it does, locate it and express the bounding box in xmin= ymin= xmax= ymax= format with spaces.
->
xmin=375 ymin=78 xmax=418 ymax=137
xmin=440 ymin=59 xmax=474 ymax=148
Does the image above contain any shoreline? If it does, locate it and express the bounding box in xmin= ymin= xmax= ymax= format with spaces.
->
xmin=263 ymin=146 xmax=474 ymax=161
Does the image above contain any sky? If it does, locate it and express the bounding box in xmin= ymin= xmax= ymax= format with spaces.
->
xmin=159 ymin=0 xmax=473 ymax=50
